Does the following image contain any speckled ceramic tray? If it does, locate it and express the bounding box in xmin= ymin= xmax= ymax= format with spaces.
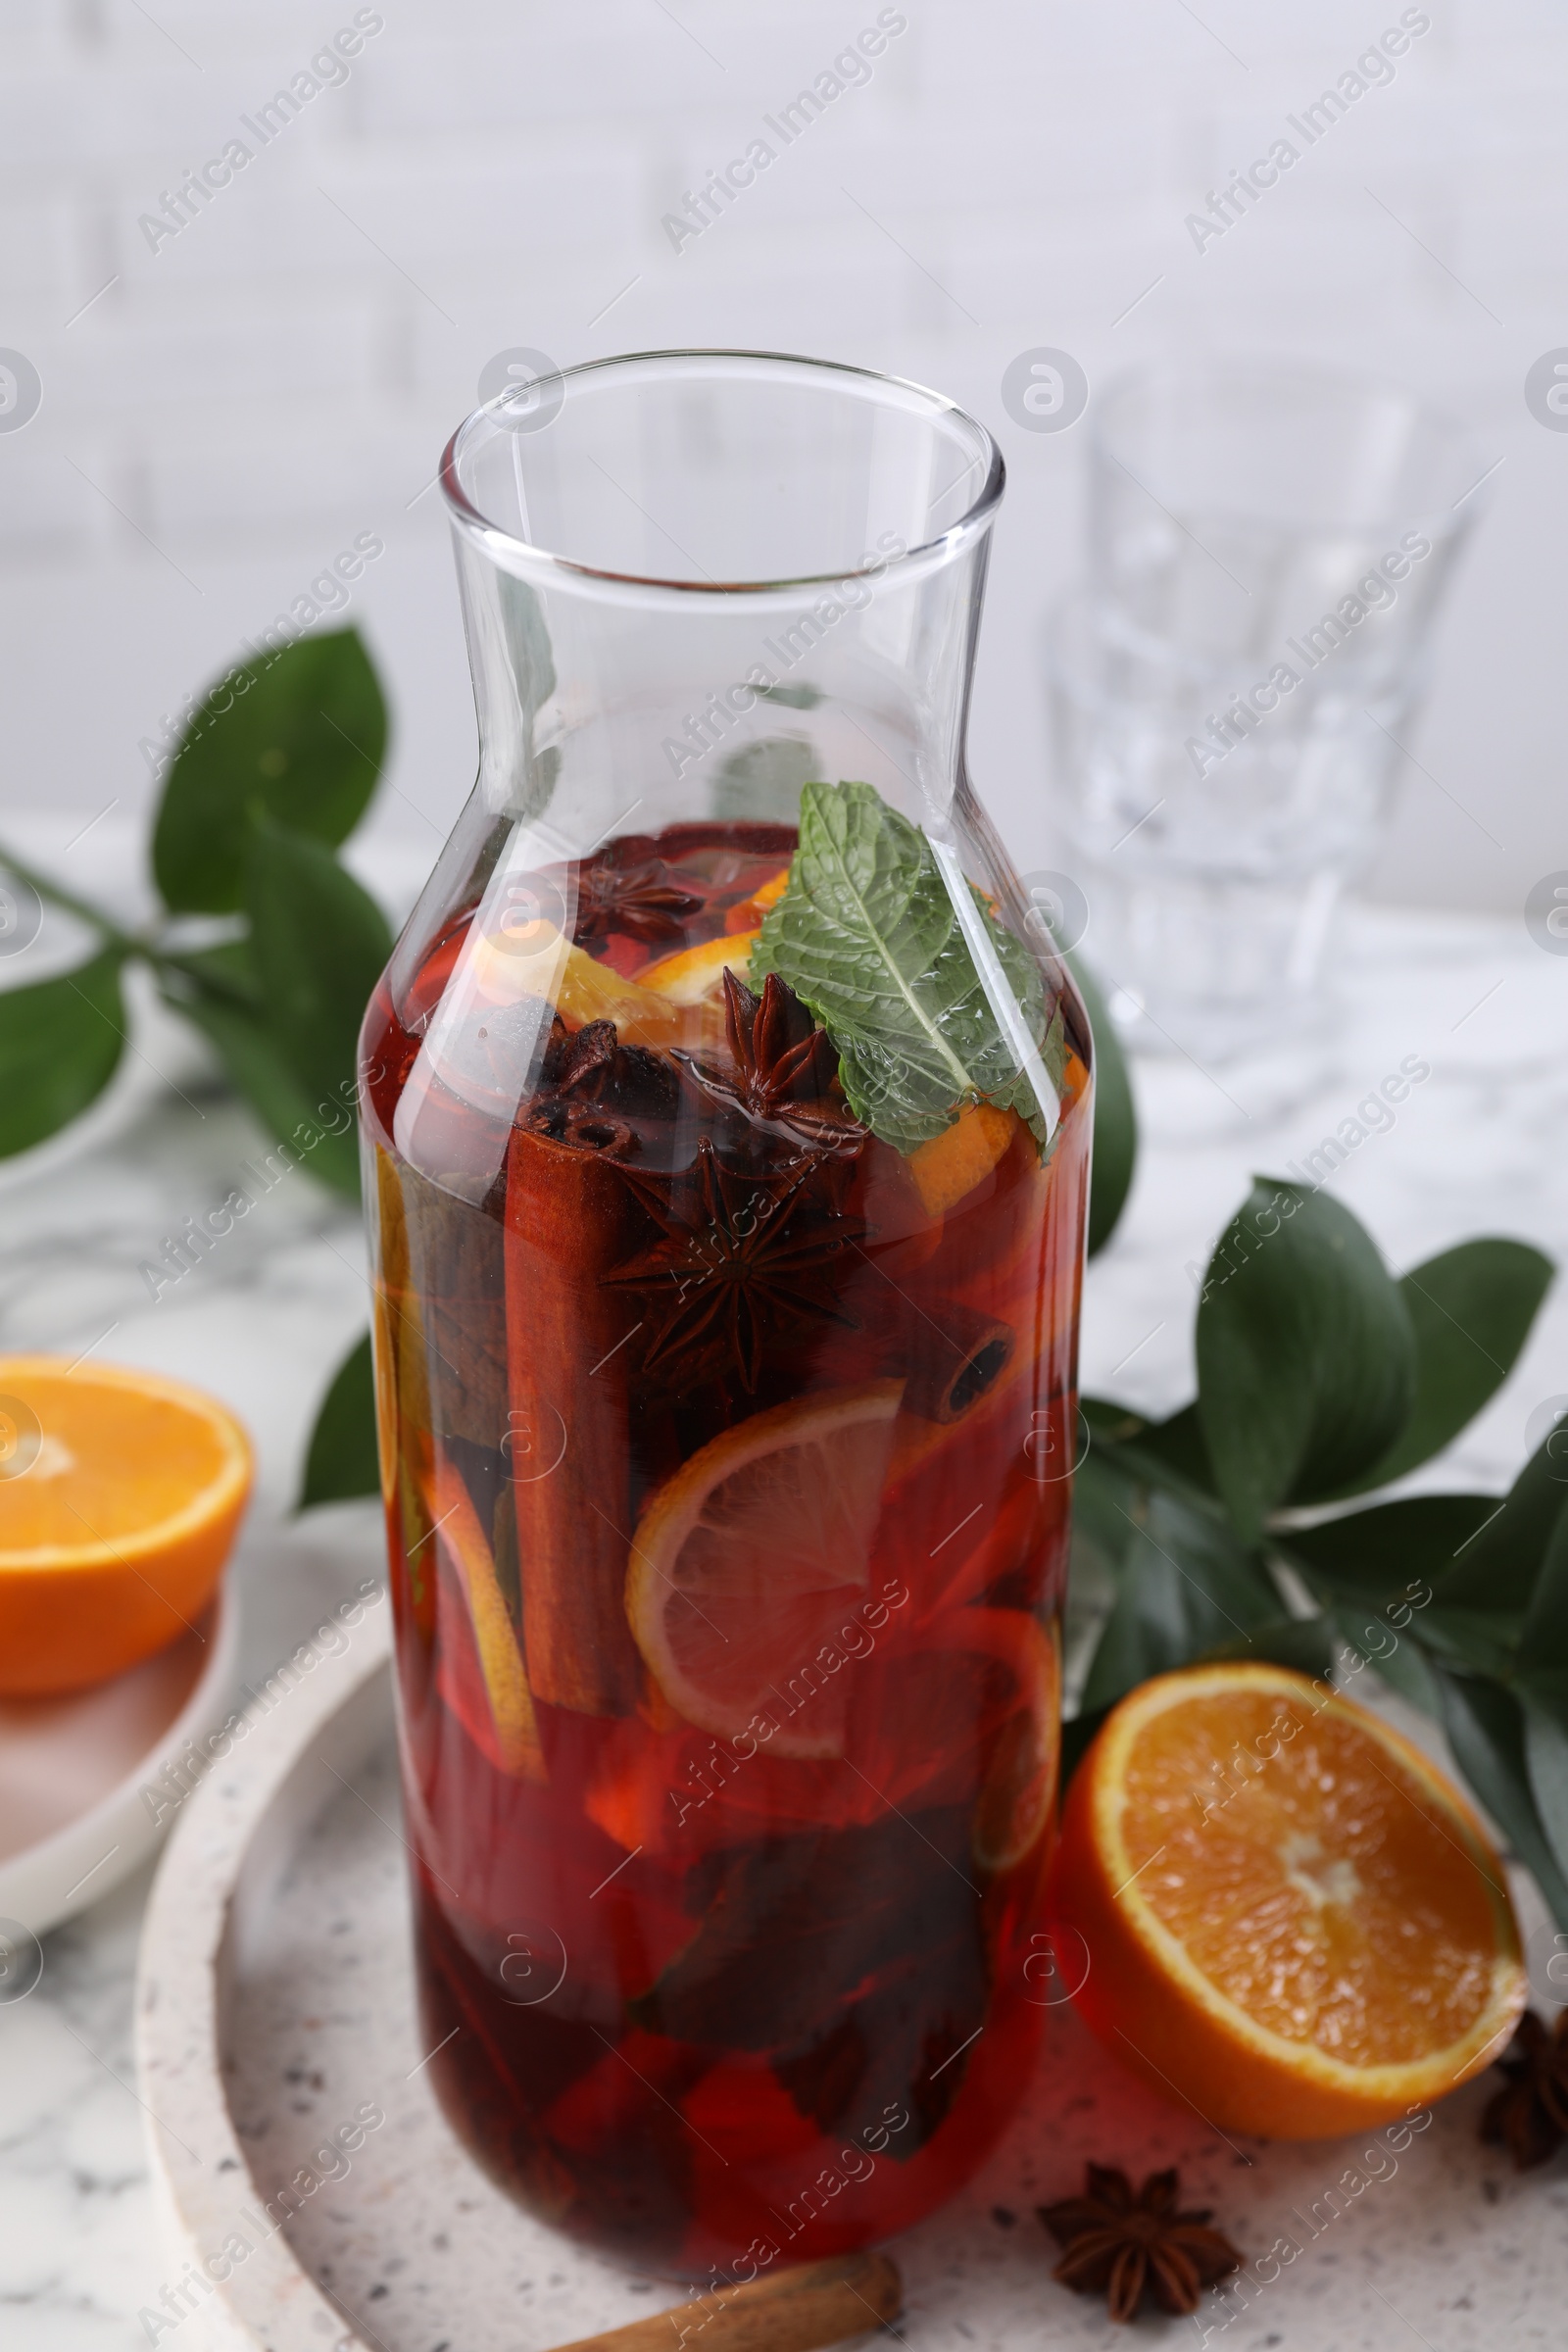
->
xmin=134 ymin=1592 xmax=1568 ymax=2352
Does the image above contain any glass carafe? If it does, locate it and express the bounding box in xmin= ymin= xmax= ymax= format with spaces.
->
xmin=359 ymin=352 xmax=1093 ymax=2278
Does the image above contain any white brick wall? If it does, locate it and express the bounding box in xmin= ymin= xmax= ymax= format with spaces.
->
xmin=0 ymin=0 xmax=1564 ymax=916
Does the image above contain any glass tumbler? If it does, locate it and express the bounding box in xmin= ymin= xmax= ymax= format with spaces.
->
xmin=358 ymin=353 xmax=1092 ymax=2277
xmin=1051 ymin=356 xmax=1486 ymax=1058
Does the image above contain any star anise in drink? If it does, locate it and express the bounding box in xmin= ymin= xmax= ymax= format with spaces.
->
xmin=572 ymin=858 xmax=702 ymax=948
xmin=533 ymin=1014 xmax=679 ymax=1121
xmin=1481 ymin=2007 xmax=1568 ymax=2169
xmin=1039 ymin=2165 xmax=1243 ymax=2325
xmin=541 ymin=1015 xmax=617 ymax=1094
xmin=604 ymin=1138 xmax=865 ymax=1392
xmin=675 ymin=969 xmax=863 ymax=1152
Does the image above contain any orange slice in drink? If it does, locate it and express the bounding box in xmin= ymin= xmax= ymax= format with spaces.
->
xmin=0 ymin=1357 xmax=252 ymax=1695
xmin=906 ymin=1102 xmax=1020 ymax=1216
xmin=962 ymin=1610 xmax=1061 ymax=1871
xmin=724 ymin=865 xmax=791 ymax=933
xmin=553 ymin=940 xmax=686 ymax=1045
xmin=841 ymin=1606 xmax=1062 ymax=1863
xmin=1051 ymin=1664 xmax=1527 ymax=2137
xmin=461 ymin=918 xmax=685 ymax=1047
xmin=424 ymin=1452 xmax=545 ymax=1783
xmin=625 ymin=1382 xmax=902 ymax=1758
xmin=638 ymin=929 xmax=760 ymax=1007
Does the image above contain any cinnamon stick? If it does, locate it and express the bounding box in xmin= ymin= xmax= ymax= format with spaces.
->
xmin=550 ymin=2253 xmax=902 ymax=2352
xmin=400 ymin=1162 xmax=510 ymax=1448
xmin=505 ymin=1107 xmax=643 ymax=1716
xmin=370 ymin=1146 xmax=436 ymax=1639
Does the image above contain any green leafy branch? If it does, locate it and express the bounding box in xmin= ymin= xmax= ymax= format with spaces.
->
xmin=0 ymin=628 xmax=393 ymax=1199
xmin=1072 ymin=1173 xmax=1567 ymax=1921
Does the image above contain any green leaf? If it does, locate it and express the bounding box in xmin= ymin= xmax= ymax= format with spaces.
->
xmin=1102 ymin=1399 xmax=1219 ymax=1508
xmin=1440 ymin=1434 xmax=1568 ymax=1613
xmin=1078 ymin=1402 xmax=1222 ymax=1537
xmin=1283 ymin=1493 xmax=1500 ymax=1605
xmin=1521 ymin=1684 xmax=1568 ymax=1893
xmin=1334 ymin=1240 xmax=1553 ymax=1493
xmin=164 ymin=936 xmax=261 ymax=1008
xmin=242 ymin=816 xmax=392 ymax=1114
xmin=1078 ymin=1489 xmax=1284 ymax=1715
xmin=173 ymin=981 xmax=362 ymax=1199
xmin=0 ymin=947 xmax=127 ymax=1157
xmin=1067 ymin=953 xmax=1137 ymax=1256
xmin=1518 ymin=1497 xmax=1568 ymax=1668
xmin=1196 ymin=1179 xmax=1416 ymax=1538
xmin=1068 ymin=1443 xmax=1142 ymax=1567
xmin=497 ymin=571 xmax=557 ymax=721
xmin=1204 ymin=1614 xmax=1337 ymax=1679
xmin=298 ymin=1330 xmax=380 ymax=1508
xmin=153 ymin=628 xmax=388 ymax=913
xmin=1328 ymin=1608 xmax=1443 ymax=1717
xmin=1060 ymin=1704 xmax=1111 ymax=1788
xmin=712 ymin=735 xmax=814 ymax=824
xmin=753 ymin=779 xmax=1059 ymax=1153
xmin=1433 ymin=1668 xmax=1568 ymax=1928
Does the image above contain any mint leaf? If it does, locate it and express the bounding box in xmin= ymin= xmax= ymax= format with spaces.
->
xmin=753 ymin=779 xmax=1057 ymax=1153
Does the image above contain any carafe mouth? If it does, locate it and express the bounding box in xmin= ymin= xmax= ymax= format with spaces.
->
xmin=439 ymin=347 xmax=1004 ymax=596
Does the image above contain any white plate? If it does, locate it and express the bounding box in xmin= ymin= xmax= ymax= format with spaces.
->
xmin=0 ymin=1577 xmax=238 ymax=1938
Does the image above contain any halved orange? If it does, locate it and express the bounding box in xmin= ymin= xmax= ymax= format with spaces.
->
xmin=0 ymin=1357 xmax=252 ymax=1694
xmin=1051 ymin=1663 xmax=1526 ymax=2137
xmin=625 ymin=1382 xmax=902 ymax=1758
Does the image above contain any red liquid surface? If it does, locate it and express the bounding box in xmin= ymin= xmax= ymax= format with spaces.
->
xmin=360 ymin=821 xmax=1090 ymax=2276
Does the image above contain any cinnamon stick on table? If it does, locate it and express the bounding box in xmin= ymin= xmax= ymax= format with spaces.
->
xmin=551 ymin=2253 xmax=903 ymax=2352
xmin=505 ymin=1103 xmax=643 ymax=1717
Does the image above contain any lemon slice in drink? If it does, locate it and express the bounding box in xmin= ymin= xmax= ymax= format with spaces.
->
xmin=626 ymin=1382 xmax=903 ymax=1759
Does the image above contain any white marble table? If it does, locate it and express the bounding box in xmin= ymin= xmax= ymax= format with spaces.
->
xmin=2 ymin=899 xmax=1565 ymax=2352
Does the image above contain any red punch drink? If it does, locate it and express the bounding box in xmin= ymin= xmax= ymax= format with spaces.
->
xmin=362 ymin=803 xmax=1091 ymax=2277
xmin=366 ymin=354 xmax=1093 ymax=2275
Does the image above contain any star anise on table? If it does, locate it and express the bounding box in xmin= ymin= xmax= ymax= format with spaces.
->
xmin=1039 ymin=2165 xmax=1244 ymax=2325
xmin=604 ymin=1137 xmax=865 ymax=1392
xmin=675 ymin=968 xmax=863 ymax=1152
xmin=571 ymin=858 xmax=702 ymax=948
xmin=1481 ymin=2008 xmax=1568 ymax=2169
